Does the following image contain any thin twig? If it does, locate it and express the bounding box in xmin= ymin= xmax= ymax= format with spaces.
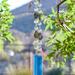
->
xmin=56 ymin=0 xmax=74 ymax=33
xmin=57 ymin=0 xmax=66 ymax=25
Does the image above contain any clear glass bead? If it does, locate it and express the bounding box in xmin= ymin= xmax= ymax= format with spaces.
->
xmin=38 ymin=4 xmax=42 ymax=7
xmin=33 ymin=40 xmax=40 ymax=49
xmin=34 ymin=8 xmax=39 ymax=12
xmin=34 ymin=26 xmax=39 ymax=31
xmin=38 ymin=10 xmax=43 ymax=14
xmin=34 ymin=1 xmax=39 ymax=5
xmin=34 ymin=19 xmax=40 ymax=24
xmin=38 ymin=22 xmax=42 ymax=26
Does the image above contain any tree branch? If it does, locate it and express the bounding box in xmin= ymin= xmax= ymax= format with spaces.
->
xmin=57 ymin=0 xmax=66 ymax=25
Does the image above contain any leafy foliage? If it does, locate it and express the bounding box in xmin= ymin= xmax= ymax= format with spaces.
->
xmin=0 ymin=0 xmax=14 ymax=51
xmin=44 ymin=0 xmax=75 ymax=63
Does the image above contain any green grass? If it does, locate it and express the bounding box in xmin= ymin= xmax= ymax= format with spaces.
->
xmin=6 ymin=64 xmax=32 ymax=75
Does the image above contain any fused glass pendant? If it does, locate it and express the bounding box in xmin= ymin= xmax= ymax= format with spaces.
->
xmin=33 ymin=54 xmax=43 ymax=75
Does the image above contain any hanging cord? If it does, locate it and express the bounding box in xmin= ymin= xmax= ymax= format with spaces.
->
xmin=33 ymin=0 xmax=43 ymax=54
xmin=33 ymin=0 xmax=43 ymax=40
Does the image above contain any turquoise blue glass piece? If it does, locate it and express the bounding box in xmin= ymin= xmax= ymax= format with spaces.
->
xmin=33 ymin=54 xmax=43 ymax=75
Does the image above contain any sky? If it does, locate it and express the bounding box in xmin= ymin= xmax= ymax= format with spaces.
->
xmin=0 ymin=0 xmax=32 ymax=10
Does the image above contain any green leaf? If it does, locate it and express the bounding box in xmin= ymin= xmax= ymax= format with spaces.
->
xmin=0 ymin=0 xmax=14 ymax=51
xmin=72 ymin=55 xmax=75 ymax=60
xmin=43 ymin=0 xmax=75 ymax=65
xmin=45 ymin=23 xmax=50 ymax=31
xmin=0 ymin=39 xmax=3 ymax=52
xmin=55 ymin=29 xmax=67 ymax=42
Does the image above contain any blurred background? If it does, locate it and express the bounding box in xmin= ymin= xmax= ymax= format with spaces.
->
xmin=0 ymin=0 xmax=75 ymax=75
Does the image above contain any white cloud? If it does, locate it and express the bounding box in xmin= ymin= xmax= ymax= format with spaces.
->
xmin=8 ymin=0 xmax=32 ymax=10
